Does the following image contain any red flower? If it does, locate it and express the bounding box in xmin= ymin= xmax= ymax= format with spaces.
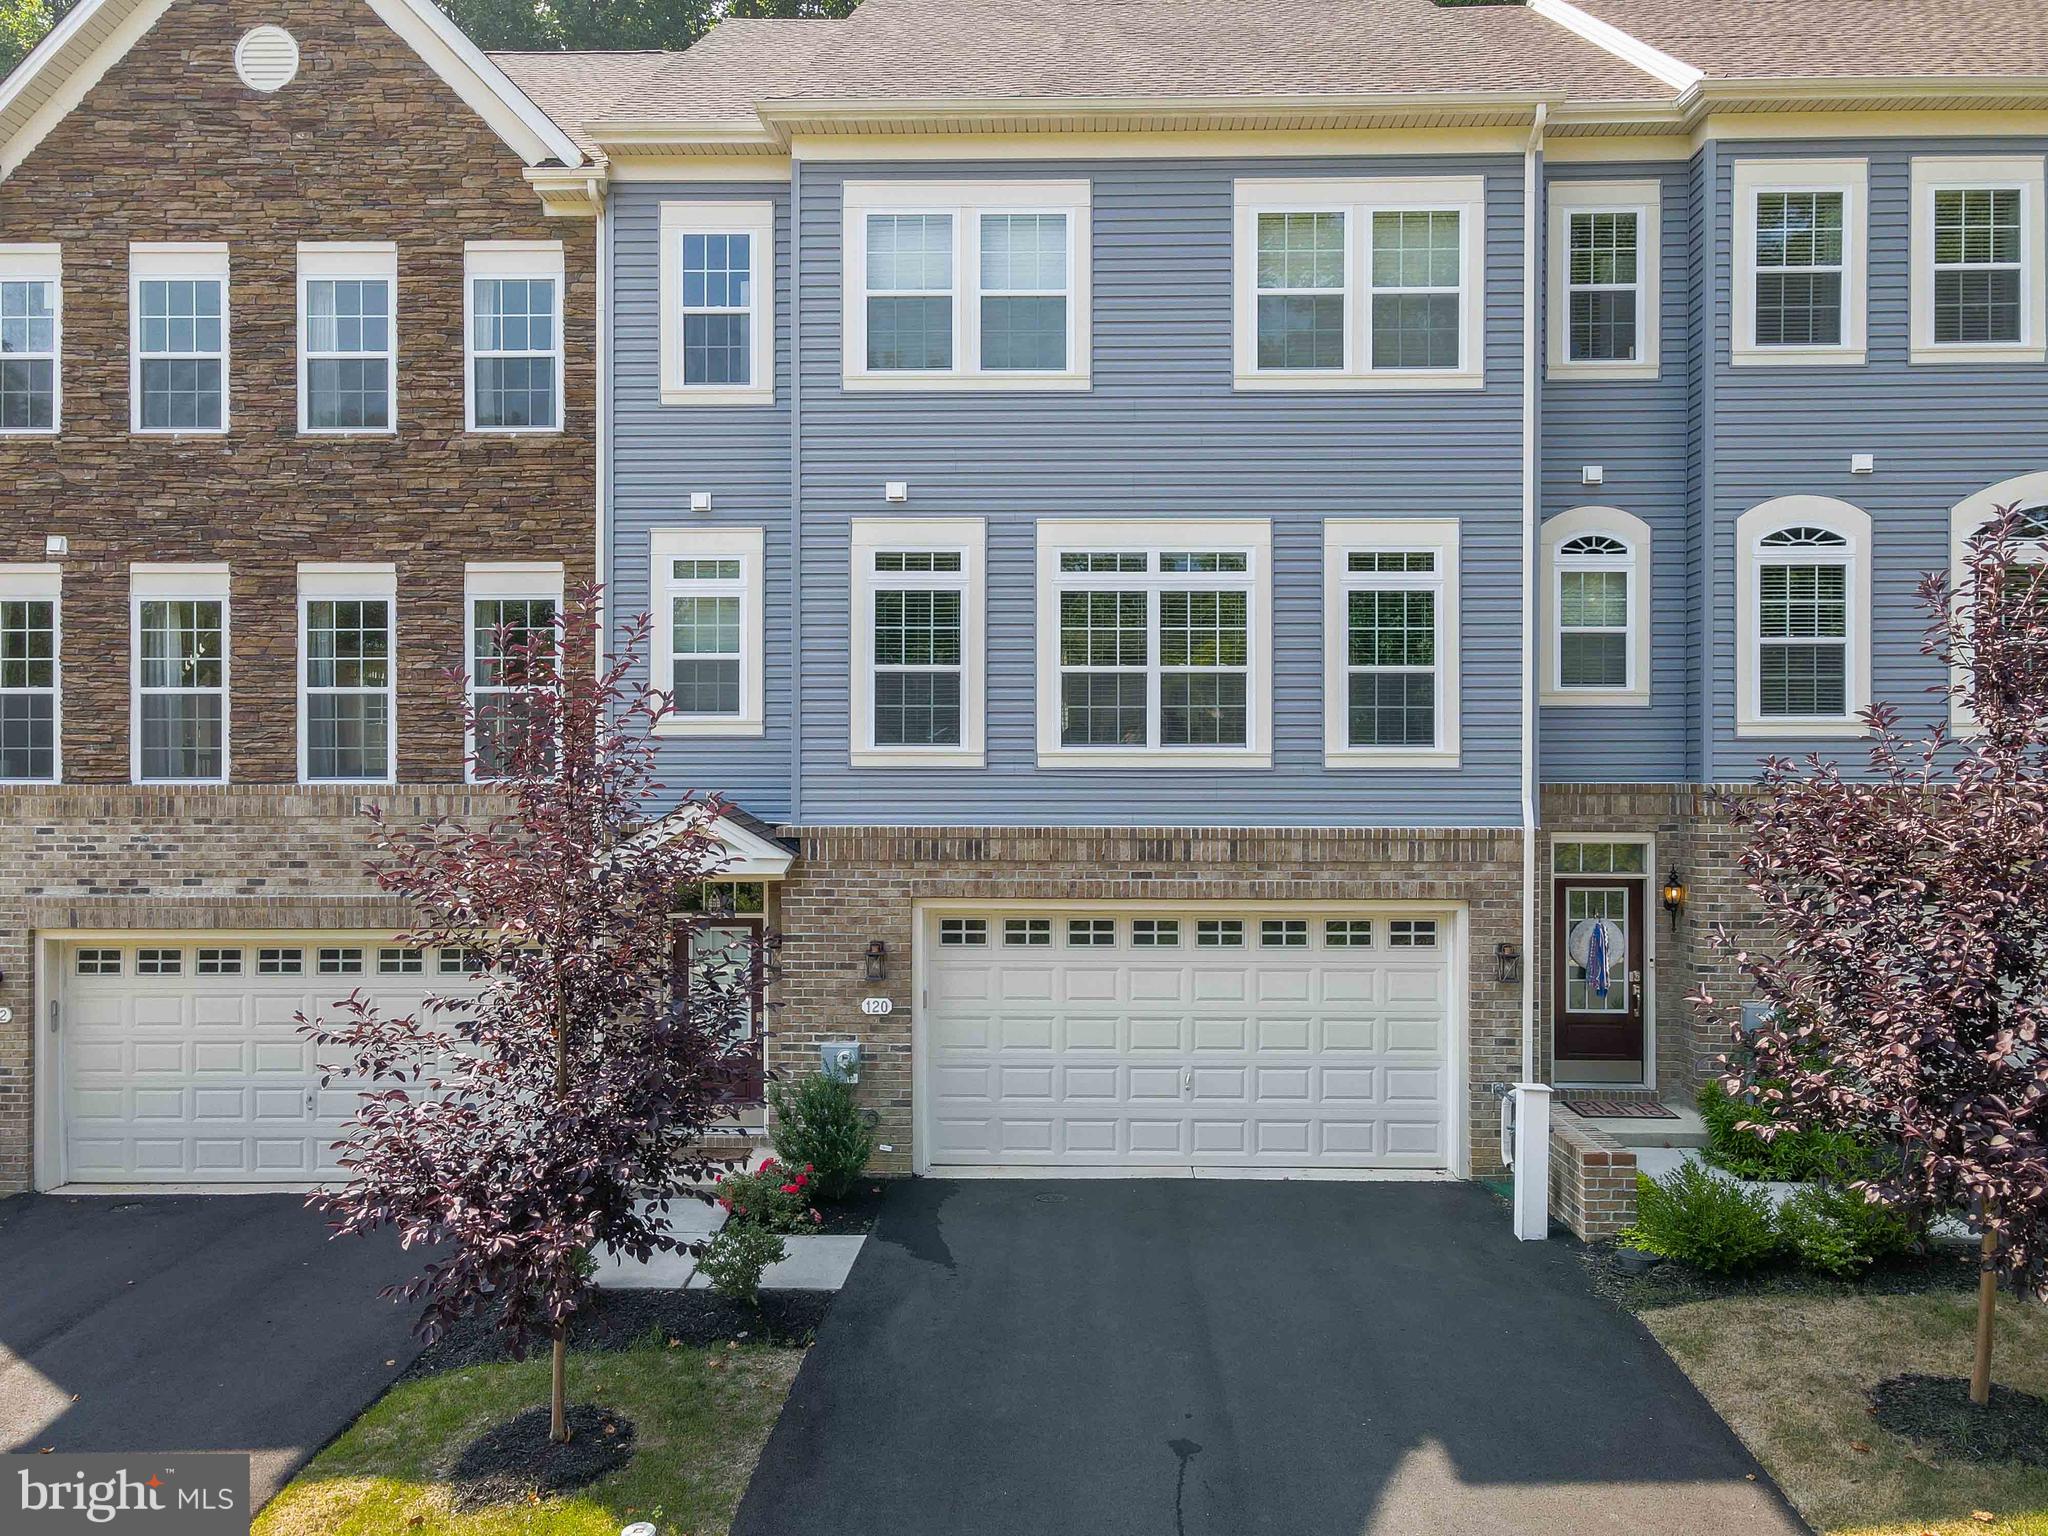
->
xmin=780 ymin=1182 xmax=801 ymax=1195
xmin=716 ymin=1197 xmax=731 ymax=1210
xmin=804 ymin=1163 xmax=815 ymax=1173
xmin=759 ymin=1156 xmax=778 ymax=1170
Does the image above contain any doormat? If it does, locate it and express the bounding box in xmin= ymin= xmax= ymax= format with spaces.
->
xmin=1563 ymin=1096 xmax=1678 ymax=1119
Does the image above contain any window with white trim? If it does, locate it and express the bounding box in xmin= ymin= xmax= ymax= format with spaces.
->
xmin=132 ymin=565 xmax=228 ymax=784
xmin=851 ymin=519 xmax=985 ymax=767
xmin=938 ymin=918 xmax=987 ymax=946
xmin=1735 ymin=497 xmax=1871 ymax=736
xmin=466 ymin=562 xmax=563 ymax=781
xmin=1946 ymin=474 xmax=2048 ymax=730
xmin=1732 ymin=160 xmax=1867 ymax=366
xmin=1234 ymin=176 xmax=1484 ymax=389
xmin=1910 ymin=157 xmax=2045 ymax=365
xmin=1035 ymin=521 xmax=1272 ymax=766
xmin=1323 ymin=520 xmax=1460 ymax=767
xmin=298 ymin=242 xmax=396 ymax=433
xmin=660 ymin=201 xmax=773 ymax=405
xmin=299 ymin=564 xmax=396 ymax=782
xmin=0 ymin=564 xmax=58 ymax=782
xmin=651 ymin=526 xmax=764 ymax=737
xmin=131 ymin=243 xmax=228 ymax=432
xmin=842 ymin=180 xmax=1091 ymax=389
xmin=1546 ymin=182 xmax=1660 ymax=378
xmin=466 ymin=241 xmax=563 ymax=432
xmin=1541 ymin=506 xmax=1651 ymax=707
xmin=0 ymin=245 xmax=60 ymax=433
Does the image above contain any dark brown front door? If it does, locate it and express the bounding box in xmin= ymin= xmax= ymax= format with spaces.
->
xmin=1553 ymin=878 xmax=1647 ymax=1063
xmin=673 ymin=917 xmax=766 ymax=1104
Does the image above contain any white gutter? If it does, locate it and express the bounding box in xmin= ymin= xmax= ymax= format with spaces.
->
xmin=1527 ymin=0 xmax=1704 ymax=93
xmin=1520 ymin=103 xmax=1547 ymax=1086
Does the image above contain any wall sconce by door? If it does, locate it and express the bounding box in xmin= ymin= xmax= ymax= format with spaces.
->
xmin=864 ymin=939 xmax=888 ymax=983
xmin=1662 ymin=869 xmax=1687 ymax=934
xmin=1494 ymin=942 xmax=1523 ymax=986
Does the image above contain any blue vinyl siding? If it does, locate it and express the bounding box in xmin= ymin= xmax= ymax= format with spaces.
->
xmin=793 ymin=156 xmax=1529 ymax=828
xmin=1540 ymin=160 xmax=1694 ymax=782
xmin=1704 ymin=138 xmax=2048 ymax=778
xmin=609 ymin=181 xmax=795 ymax=819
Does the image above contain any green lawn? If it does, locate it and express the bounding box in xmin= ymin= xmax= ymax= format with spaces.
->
xmin=255 ymin=1340 xmax=802 ymax=1536
xmin=1643 ymin=1289 xmax=2048 ymax=1536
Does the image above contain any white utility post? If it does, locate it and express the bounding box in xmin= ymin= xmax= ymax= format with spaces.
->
xmin=1503 ymin=1082 xmax=1553 ymax=1240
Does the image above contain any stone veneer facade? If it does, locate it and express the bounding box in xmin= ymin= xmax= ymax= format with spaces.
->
xmin=768 ymin=825 xmax=1526 ymax=1178
xmin=0 ymin=0 xmax=593 ymax=1192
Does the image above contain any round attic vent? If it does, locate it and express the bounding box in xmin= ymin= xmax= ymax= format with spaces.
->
xmin=234 ymin=26 xmax=300 ymax=93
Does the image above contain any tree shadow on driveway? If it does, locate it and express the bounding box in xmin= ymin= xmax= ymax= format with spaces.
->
xmin=734 ymin=1179 xmax=1810 ymax=1536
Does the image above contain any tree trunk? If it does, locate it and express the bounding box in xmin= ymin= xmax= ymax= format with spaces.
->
xmin=1972 ymin=1224 xmax=1998 ymax=1408
xmin=550 ymin=1322 xmax=569 ymax=1443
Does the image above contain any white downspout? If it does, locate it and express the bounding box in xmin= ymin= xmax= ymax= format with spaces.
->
xmin=1520 ymin=104 xmax=1547 ymax=1086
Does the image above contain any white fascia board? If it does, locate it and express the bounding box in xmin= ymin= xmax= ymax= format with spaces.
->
xmin=367 ymin=0 xmax=584 ymax=167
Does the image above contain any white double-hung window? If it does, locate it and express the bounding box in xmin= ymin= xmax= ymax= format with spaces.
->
xmin=1732 ymin=159 xmax=1868 ymax=366
xmin=131 ymin=243 xmax=229 ymax=433
xmin=1910 ymin=156 xmax=2046 ymax=365
xmin=651 ymin=526 xmax=764 ymax=737
xmin=131 ymin=564 xmax=228 ymax=783
xmin=0 ymin=244 xmax=60 ymax=434
xmin=1547 ymin=181 xmax=1661 ymax=379
xmin=0 ymin=563 xmax=59 ymax=782
xmin=299 ymin=242 xmax=397 ymax=433
xmin=466 ymin=561 xmax=563 ymax=780
xmin=1736 ymin=497 xmax=1871 ymax=737
xmin=850 ymin=519 xmax=986 ymax=767
xmin=843 ymin=180 xmax=1091 ymax=389
xmin=1323 ymin=520 xmax=1460 ymax=768
xmin=465 ymin=240 xmax=564 ymax=432
xmin=1035 ymin=520 xmax=1271 ymax=767
xmin=299 ymin=563 xmax=397 ymax=782
xmin=1540 ymin=506 xmax=1652 ymax=706
xmin=1234 ymin=177 xmax=1485 ymax=390
xmin=660 ymin=200 xmax=773 ymax=405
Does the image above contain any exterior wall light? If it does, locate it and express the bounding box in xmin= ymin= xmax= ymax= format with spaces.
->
xmin=1494 ymin=942 xmax=1522 ymax=986
xmin=1662 ymin=869 xmax=1687 ymax=932
xmin=864 ymin=939 xmax=888 ymax=982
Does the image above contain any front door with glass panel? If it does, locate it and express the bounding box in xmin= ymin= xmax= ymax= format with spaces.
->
xmin=1553 ymin=878 xmax=1646 ymax=1063
xmin=673 ymin=915 xmax=765 ymax=1105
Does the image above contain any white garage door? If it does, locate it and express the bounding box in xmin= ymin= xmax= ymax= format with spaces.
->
xmin=922 ymin=908 xmax=1457 ymax=1172
xmin=60 ymin=936 xmax=482 ymax=1186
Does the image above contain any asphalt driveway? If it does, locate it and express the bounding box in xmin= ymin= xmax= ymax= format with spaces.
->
xmin=0 ymin=1192 xmax=431 ymax=1508
xmin=736 ymin=1179 xmax=1808 ymax=1536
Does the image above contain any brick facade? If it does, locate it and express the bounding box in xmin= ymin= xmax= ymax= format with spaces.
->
xmin=768 ymin=825 xmax=1526 ymax=1177
xmin=0 ymin=0 xmax=592 ymax=1192
xmin=1548 ymin=1107 xmax=1639 ymax=1241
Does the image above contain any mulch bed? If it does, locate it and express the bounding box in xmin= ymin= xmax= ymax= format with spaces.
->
xmin=1584 ymin=1240 xmax=1981 ymax=1311
xmin=806 ymin=1181 xmax=889 ymax=1235
xmin=449 ymin=1404 xmax=636 ymax=1511
xmin=407 ymin=1287 xmax=833 ymax=1379
xmin=1870 ymin=1374 xmax=2048 ymax=1467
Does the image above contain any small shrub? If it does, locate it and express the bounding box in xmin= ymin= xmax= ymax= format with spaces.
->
xmin=1777 ymin=1182 xmax=1918 ymax=1277
xmin=768 ymin=1074 xmax=878 ymax=1202
xmin=696 ymin=1221 xmax=785 ymax=1304
xmin=712 ymin=1157 xmax=821 ymax=1234
xmin=1621 ymin=1162 xmax=1784 ymax=1274
xmin=1698 ymin=1080 xmax=1872 ymax=1183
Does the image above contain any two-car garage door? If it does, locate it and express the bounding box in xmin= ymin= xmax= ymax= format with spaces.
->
xmin=922 ymin=908 xmax=1458 ymax=1173
xmin=58 ymin=935 xmax=482 ymax=1186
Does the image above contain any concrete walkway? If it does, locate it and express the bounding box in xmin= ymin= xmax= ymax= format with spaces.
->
xmin=734 ymin=1179 xmax=1809 ymax=1536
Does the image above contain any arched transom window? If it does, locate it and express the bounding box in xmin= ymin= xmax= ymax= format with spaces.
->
xmin=1737 ymin=497 xmax=1870 ymax=736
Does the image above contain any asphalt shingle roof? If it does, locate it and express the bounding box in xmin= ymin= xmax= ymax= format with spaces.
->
xmin=1569 ymin=0 xmax=2048 ymax=82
